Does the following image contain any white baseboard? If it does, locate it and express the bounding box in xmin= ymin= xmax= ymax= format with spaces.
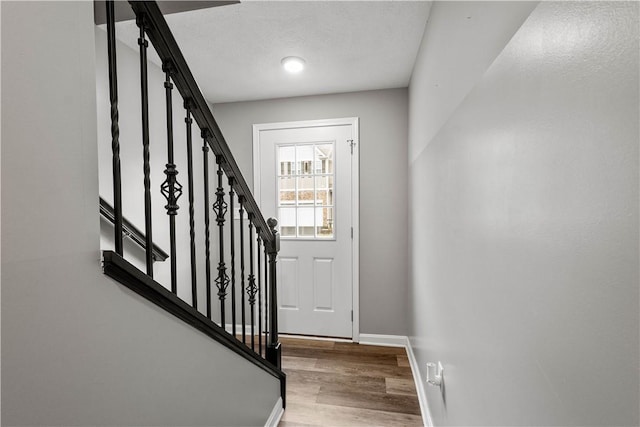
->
xmin=358 ymin=333 xmax=408 ymax=347
xmin=358 ymin=334 xmax=433 ymax=427
xmin=405 ymin=337 xmax=434 ymax=427
xmin=264 ymin=397 xmax=284 ymax=427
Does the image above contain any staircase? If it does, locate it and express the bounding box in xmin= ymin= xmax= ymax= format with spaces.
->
xmin=100 ymin=0 xmax=286 ymax=407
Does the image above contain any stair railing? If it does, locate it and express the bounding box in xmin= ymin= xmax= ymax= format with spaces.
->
xmin=101 ymin=0 xmax=284 ymax=400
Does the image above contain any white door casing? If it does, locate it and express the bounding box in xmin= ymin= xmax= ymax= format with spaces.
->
xmin=253 ymin=118 xmax=359 ymax=340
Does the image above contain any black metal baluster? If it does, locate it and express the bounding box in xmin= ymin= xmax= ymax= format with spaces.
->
xmin=137 ymin=15 xmax=154 ymax=277
xmin=266 ymin=218 xmax=281 ymax=369
xmin=160 ymin=63 xmax=182 ymax=293
xmin=213 ymin=156 xmax=229 ymax=329
xmin=247 ymin=215 xmax=257 ymax=351
xmin=185 ymin=102 xmax=197 ymax=307
xmin=247 ymin=213 xmax=258 ymax=351
xmin=239 ymin=196 xmax=246 ymax=344
xmin=229 ymin=178 xmax=236 ymax=337
xmin=202 ymin=132 xmax=211 ymax=315
xmin=264 ymin=241 xmax=269 ymax=349
xmin=106 ymin=0 xmax=123 ymax=256
xmin=257 ymin=230 xmax=263 ymax=356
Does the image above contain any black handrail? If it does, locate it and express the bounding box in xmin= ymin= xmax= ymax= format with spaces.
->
xmin=128 ymin=1 xmax=273 ymax=244
xmin=99 ymin=197 xmax=169 ymax=262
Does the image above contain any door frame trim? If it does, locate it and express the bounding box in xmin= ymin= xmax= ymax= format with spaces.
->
xmin=252 ymin=117 xmax=360 ymax=342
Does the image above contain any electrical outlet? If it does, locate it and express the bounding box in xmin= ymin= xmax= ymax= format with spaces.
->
xmin=426 ymin=361 xmax=444 ymax=386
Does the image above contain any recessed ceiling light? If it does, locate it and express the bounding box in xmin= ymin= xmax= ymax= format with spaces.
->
xmin=281 ymin=56 xmax=305 ymax=73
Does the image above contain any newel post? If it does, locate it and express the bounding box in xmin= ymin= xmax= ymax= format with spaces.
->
xmin=266 ymin=217 xmax=281 ymax=369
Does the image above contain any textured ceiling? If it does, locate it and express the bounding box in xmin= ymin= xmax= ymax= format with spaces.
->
xmin=114 ymin=1 xmax=431 ymax=103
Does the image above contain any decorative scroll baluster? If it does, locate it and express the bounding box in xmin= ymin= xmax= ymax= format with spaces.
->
xmin=247 ymin=216 xmax=257 ymax=351
xmin=137 ymin=15 xmax=154 ymax=277
xmin=160 ymin=63 xmax=182 ymax=293
xmin=257 ymin=230 xmax=263 ymax=356
xmin=202 ymin=132 xmax=211 ymax=314
xmin=106 ymin=0 xmax=123 ymax=256
xmin=266 ymin=218 xmax=281 ymax=369
xmin=239 ymin=197 xmax=246 ymax=344
xmin=185 ymin=101 xmax=197 ymax=306
xmin=229 ymin=178 xmax=236 ymax=337
xmin=213 ymin=156 xmax=230 ymax=328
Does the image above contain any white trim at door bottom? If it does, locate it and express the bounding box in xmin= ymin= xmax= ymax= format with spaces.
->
xmin=280 ymin=333 xmax=352 ymax=343
xmin=357 ymin=334 xmax=434 ymax=427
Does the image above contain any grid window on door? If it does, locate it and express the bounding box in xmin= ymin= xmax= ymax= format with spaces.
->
xmin=277 ymin=142 xmax=334 ymax=239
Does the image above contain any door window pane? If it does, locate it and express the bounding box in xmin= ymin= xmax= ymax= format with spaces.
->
xmin=297 ymin=176 xmax=314 ymax=205
xmin=296 ymin=145 xmax=314 ymax=175
xmin=279 ymin=207 xmax=296 ymax=237
xmin=278 ymin=146 xmax=295 ymax=176
xmin=315 ymin=144 xmax=333 ymax=174
xmin=279 ymin=177 xmax=296 ymax=205
xmin=297 ymin=207 xmax=315 ymax=237
xmin=316 ymin=207 xmax=334 ymax=238
xmin=280 ymin=162 xmax=293 ymax=176
xmin=315 ymin=176 xmax=334 ymax=206
xmin=297 ymin=175 xmax=314 ymax=191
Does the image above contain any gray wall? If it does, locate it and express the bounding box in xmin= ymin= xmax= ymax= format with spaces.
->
xmin=408 ymin=1 xmax=639 ymax=426
xmin=212 ymin=89 xmax=409 ymax=335
xmin=1 ymin=2 xmax=279 ymax=425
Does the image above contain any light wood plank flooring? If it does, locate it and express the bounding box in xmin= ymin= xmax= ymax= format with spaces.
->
xmin=278 ymin=337 xmax=422 ymax=427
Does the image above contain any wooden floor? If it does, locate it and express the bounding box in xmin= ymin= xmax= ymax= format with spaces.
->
xmin=278 ymin=336 xmax=423 ymax=427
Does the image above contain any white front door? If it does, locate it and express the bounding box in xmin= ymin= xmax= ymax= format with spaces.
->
xmin=254 ymin=118 xmax=358 ymax=338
